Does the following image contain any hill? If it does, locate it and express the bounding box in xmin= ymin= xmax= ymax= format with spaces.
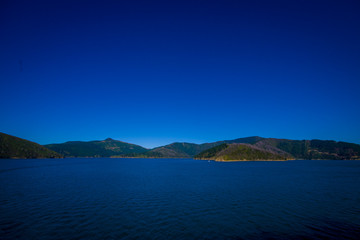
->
xmin=42 ymin=136 xmax=266 ymax=158
xmin=195 ymin=143 xmax=289 ymax=161
xmin=195 ymin=138 xmax=360 ymax=161
xmin=140 ymin=142 xmax=223 ymax=158
xmin=45 ymin=138 xmax=147 ymax=157
xmin=137 ymin=136 xmax=267 ymax=158
xmin=256 ymin=138 xmax=360 ymax=160
xmin=0 ymin=132 xmax=62 ymax=159
xmin=45 ymin=136 xmax=360 ymax=160
xmin=3 ymin=132 xmax=359 ymax=160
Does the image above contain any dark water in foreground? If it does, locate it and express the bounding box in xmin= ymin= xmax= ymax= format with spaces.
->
xmin=0 ymin=158 xmax=360 ymax=240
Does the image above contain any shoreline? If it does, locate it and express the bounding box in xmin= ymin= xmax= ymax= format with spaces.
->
xmin=195 ymin=158 xmax=292 ymax=162
xmin=2 ymin=157 xmax=359 ymax=161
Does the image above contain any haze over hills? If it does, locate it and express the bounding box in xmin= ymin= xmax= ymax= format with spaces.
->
xmin=1 ymin=132 xmax=360 ymax=160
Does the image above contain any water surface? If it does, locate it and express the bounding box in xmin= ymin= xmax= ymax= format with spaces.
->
xmin=0 ymin=158 xmax=359 ymax=239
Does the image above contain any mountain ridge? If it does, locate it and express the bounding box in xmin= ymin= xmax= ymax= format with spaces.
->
xmin=195 ymin=143 xmax=290 ymax=161
xmin=44 ymin=136 xmax=360 ymax=160
xmin=1 ymin=132 xmax=359 ymax=160
xmin=195 ymin=138 xmax=360 ymax=161
xmin=45 ymin=138 xmax=147 ymax=158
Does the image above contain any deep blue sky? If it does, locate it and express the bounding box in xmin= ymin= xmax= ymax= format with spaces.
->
xmin=1 ymin=0 xmax=359 ymax=148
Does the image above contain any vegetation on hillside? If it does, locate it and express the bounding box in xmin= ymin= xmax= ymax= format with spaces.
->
xmin=195 ymin=138 xmax=360 ymax=161
xmin=141 ymin=137 xmax=267 ymax=158
xmin=45 ymin=138 xmax=147 ymax=157
xmin=44 ymin=136 xmax=360 ymax=160
xmin=143 ymin=142 xmax=224 ymax=158
xmin=193 ymin=143 xmax=229 ymax=159
xmin=2 ymin=131 xmax=359 ymax=160
xmin=260 ymin=139 xmax=360 ymax=160
xmin=0 ymin=132 xmax=62 ymax=159
xmin=195 ymin=143 xmax=288 ymax=161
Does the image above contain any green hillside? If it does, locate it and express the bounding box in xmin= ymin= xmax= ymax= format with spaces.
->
xmin=195 ymin=138 xmax=360 ymax=161
xmin=0 ymin=132 xmax=62 ymax=159
xmin=195 ymin=143 xmax=288 ymax=161
xmin=256 ymin=138 xmax=360 ymax=160
xmin=3 ymin=132 xmax=358 ymax=160
xmin=45 ymin=138 xmax=147 ymax=157
xmin=141 ymin=142 xmax=223 ymax=158
xmin=225 ymin=136 xmax=264 ymax=144
xmin=138 ymin=136 xmax=267 ymax=158
xmin=45 ymin=136 xmax=360 ymax=160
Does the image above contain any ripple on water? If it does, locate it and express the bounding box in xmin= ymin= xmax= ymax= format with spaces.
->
xmin=0 ymin=158 xmax=360 ymax=239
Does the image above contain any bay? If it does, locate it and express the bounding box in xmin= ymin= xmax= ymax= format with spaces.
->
xmin=0 ymin=158 xmax=359 ymax=239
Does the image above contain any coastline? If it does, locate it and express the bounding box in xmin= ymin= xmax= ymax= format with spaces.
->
xmin=195 ymin=158 xmax=292 ymax=162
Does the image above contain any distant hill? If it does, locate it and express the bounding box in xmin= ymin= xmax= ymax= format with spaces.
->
xmin=45 ymin=138 xmax=147 ymax=157
xmin=195 ymin=143 xmax=289 ymax=161
xmin=42 ymin=136 xmax=266 ymax=158
xmin=44 ymin=136 xmax=360 ymax=160
xmin=137 ymin=137 xmax=266 ymax=158
xmin=255 ymin=138 xmax=360 ymax=160
xmin=0 ymin=132 xmax=62 ymax=159
xmin=195 ymin=138 xmax=360 ymax=161
xmin=3 ymin=132 xmax=359 ymax=160
xmin=225 ymin=136 xmax=264 ymax=144
xmin=141 ymin=142 xmax=223 ymax=158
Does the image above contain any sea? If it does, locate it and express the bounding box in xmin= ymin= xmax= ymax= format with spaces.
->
xmin=0 ymin=158 xmax=359 ymax=240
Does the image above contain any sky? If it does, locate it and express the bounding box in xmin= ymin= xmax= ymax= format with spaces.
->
xmin=1 ymin=0 xmax=360 ymax=148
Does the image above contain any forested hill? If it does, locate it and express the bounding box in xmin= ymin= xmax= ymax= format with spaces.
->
xmin=1 ymin=132 xmax=359 ymax=160
xmin=254 ymin=138 xmax=360 ymax=160
xmin=43 ymin=136 xmax=265 ymax=158
xmin=45 ymin=138 xmax=147 ymax=158
xmin=195 ymin=143 xmax=289 ymax=161
xmin=0 ymin=132 xmax=62 ymax=159
xmin=195 ymin=138 xmax=360 ymax=161
xmin=133 ymin=136 xmax=267 ymax=158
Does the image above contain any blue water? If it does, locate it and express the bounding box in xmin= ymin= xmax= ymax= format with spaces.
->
xmin=0 ymin=158 xmax=360 ymax=240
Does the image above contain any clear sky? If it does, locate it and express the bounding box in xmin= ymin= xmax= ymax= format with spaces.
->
xmin=1 ymin=0 xmax=359 ymax=148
